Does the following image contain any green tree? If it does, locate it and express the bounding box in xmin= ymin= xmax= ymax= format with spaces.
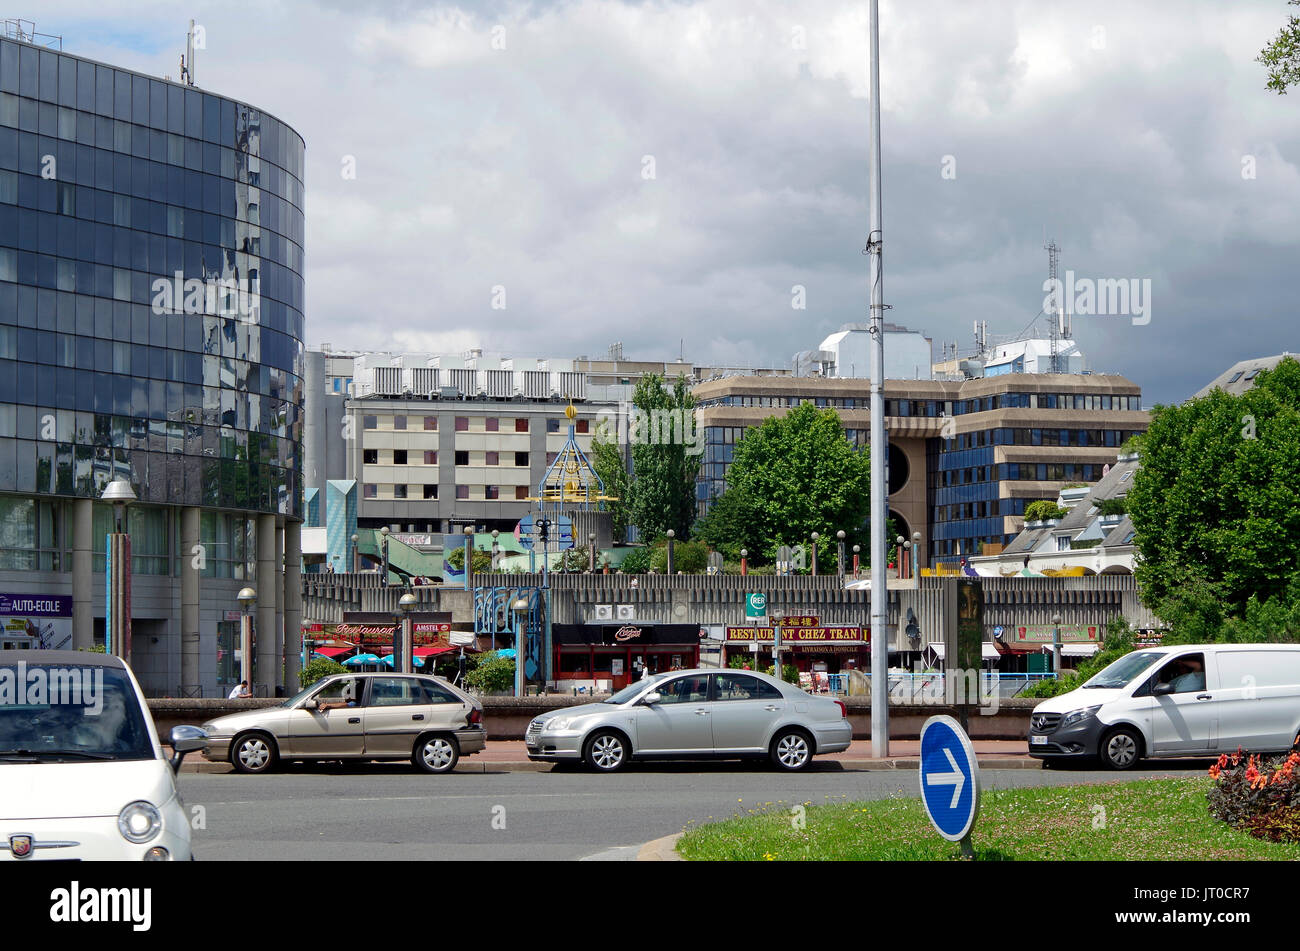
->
xmin=591 ymin=434 xmax=630 ymax=542
xmin=1260 ymin=0 xmax=1300 ymax=93
xmin=649 ymin=538 xmax=710 ymax=573
xmin=444 ymin=545 xmax=494 ymax=574
xmin=1128 ymin=357 xmax=1300 ymax=623
xmin=465 ymin=651 xmax=516 ymax=692
xmin=697 ymin=403 xmax=871 ymax=562
xmin=693 ymin=486 xmax=763 ymax=563
xmin=626 ymin=373 xmax=699 ymax=541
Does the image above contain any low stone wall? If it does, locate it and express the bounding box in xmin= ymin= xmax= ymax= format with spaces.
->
xmin=150 ymin=696 xmax=1035 ymax=743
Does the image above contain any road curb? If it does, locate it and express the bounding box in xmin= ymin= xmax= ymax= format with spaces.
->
xmin=636 ymin=833 xmax=684 ymax=861
xmin=180 ymin=756 xmax=1038 ymax=775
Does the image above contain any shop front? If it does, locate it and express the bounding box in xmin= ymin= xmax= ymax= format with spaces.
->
xmin=552 ymin=623 xmax=705 ymax=691
xmin=303 ymin=612 xmax=465 ymax=670
xmin=990 ymin=622 xmax=1101 ymax=673
xmin=724 ymin=621 xmax=869 ymax=678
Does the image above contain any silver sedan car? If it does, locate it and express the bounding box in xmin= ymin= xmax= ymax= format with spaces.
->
xmin=526 ymin=668 xmax=852 ymax=772
xmin=201 ymin=672 xmax=485 ymax=774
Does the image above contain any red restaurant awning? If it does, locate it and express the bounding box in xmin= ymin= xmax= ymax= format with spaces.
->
xmin=313 ymin=646 xmax=355 ymax=658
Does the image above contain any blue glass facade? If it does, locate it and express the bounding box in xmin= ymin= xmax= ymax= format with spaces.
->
xmin=0 ymin=39 xmax=304 ymax=515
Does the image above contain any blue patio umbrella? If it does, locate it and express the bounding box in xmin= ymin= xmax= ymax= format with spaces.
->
xmin=343 ymin=653 xmax=382 ymax=666
xmin=495 ymin=649 xmax=517 ymax=659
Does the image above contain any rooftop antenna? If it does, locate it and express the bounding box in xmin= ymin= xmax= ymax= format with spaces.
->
xmin=1044 ymin=239 xmax=1061 ymax=373
xmin=180 ymin=19 xmax=197 ymax=87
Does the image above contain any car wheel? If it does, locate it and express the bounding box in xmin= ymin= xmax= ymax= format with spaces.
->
xmin=413 ymin=734 xmax=459 ymax=774
xmin=583 ymin=730 xmax=629 ymax=772
xmin=1100 ymin=727 xmax=1142 ymax=770
xmin=770 ymin=729 xmax=813 ymax=771
xmin=230 ymin=732 xmax=278 ymax=774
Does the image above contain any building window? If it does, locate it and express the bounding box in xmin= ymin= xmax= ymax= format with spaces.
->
xmin=575 ymin=419 xmax=589 ymax=434
xmin=546 ymin=452 xmax=558 ymax=466
xmin=363 ymin=484 xmax=377 ymax=499
xmin=394 ymin=484 xmax=408 ymax=499
xmin=515 ymin=486 xmax=529 ymax=500
xmin=485 ymin=485 xmax=499 ymax=500
xmin=486 ymin=451 xmax=499 ymax=466
xmin=485 ymin=417 xmax=499 ymax=432
xmin=424 ymin=416 xmax=437 ymax=430
xmin=454 ymin=450 xmax=469 ymax=466
xmin=393 ymin=415 xmax=407 ymax=430
xmin=515 ymin=451 xmax=529 ymax=467
xmin=393 ymin=450 xmax=408 ymax=465
xmin=515 ymin=418 xmax=529 ymax=432
xmin=423 ymin=484 xmax=438 ymax=499
xmin=424 ymin=451 xmax=437 ymax=465
xmin=547 ymin=419 xmax=561 ymax=433
xmin=363 ymin=449 xmax=378 ymax=465
xmin=363 ymin=415 xmax=377 ymax=430
xmin=455 ymin=417 xmax=469 ymax=431
xmin=456 ymin=485 xmax=469 ymax=500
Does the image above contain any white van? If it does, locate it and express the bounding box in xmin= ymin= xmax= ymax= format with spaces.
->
xmin=1028 ymin=644 xmax=1300 ymax=770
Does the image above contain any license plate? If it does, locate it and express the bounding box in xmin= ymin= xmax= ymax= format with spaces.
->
xmin=1030 ymin=734 xmax=1048 ymax=746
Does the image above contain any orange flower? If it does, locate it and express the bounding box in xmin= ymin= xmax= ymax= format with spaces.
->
xmin=1209 ymin=764 xmax=1221 ymax=779
xmin=1233 ymin=747 xmax=1243 ymax=766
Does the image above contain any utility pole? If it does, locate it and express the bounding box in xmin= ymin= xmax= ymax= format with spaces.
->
xmin=866 ymin=0 xmax=890 ymax=758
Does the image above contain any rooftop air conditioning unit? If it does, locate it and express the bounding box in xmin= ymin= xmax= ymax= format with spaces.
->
xmin=593 ymin=604 xmax=613 ymax=620
xmin=615 ymin=604 xmax=635 ymax=620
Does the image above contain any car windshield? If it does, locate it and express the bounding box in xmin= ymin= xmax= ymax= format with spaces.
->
xmin=0 ymin=664 xmax=154 ymax=761
xmin=1081 ymin=651 xmax=1162 ymax=689
xmin=281 ymin=679 xmax=332 ymax=708
xmin=604 ymin=674 xmax=668 ymax=704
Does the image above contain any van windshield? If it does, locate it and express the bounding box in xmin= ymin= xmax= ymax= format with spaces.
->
xmin=0 ymin=664 xmax=154 ymax=762
xmin=1081 ymin=651 xmax=1162 ymax=689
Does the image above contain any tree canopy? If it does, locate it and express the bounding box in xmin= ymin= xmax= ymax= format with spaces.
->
xmin=1259 ymin=0 xmax=1300 ymax=94
xmin=693 ymin=403 xmax=871 ymax=565
xmin=625 ymin=372 xmax=699 ymax=541
xmin=1128 ymin=357 xmax=1300 ymax=624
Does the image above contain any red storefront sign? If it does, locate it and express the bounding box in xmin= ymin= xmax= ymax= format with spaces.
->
xmin=726 ymin=626 xmax=864 ymax=642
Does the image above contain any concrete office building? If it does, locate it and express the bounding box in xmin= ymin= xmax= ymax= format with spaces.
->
xmin=0 ymin=35 xmax=305 ymax=696
xmin=693 ymin=373 xmax=1147 ymax=564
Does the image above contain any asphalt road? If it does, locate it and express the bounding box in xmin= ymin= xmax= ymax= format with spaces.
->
xmin=180 ymin=759 xmax=1216 ymax=861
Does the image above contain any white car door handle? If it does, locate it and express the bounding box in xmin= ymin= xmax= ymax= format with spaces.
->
xmin=694 ymin=709 xmax=710 ymax=716
xmin=764 ymin=705 xmax=781 ymax=711
xmin=1196 ymin=694 xmax=1213 ymax=701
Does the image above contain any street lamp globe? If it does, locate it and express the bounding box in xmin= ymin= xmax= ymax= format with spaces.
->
xmin=740 ymin=549 xmax=748 ymax=558
xmin=836 ymin=530 xmax=845 ymax=541
xmin=237 ymin=587 xmax=257 ymax=612
xmin=666 ymin=529 xmax=675 ymax=540
xmin=398 ymin=593 xmax=418 ymax=615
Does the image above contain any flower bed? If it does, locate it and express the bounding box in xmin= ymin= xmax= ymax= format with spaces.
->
xmin=1206 ymin=749 xmax=1300 ymax=843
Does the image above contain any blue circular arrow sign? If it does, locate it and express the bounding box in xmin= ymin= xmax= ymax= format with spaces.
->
xmin=919 ymin=715 xmax=980 ymax=842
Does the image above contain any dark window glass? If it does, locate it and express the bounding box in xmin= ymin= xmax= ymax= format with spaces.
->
xmin=393 ymin=450 xmax=407 ymax=465
xmin=454 ymin=451 xmax=468 ymax=466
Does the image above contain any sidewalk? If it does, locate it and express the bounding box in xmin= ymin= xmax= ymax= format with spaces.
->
xmin=179 ymin=738 xmax=1037 ymax=773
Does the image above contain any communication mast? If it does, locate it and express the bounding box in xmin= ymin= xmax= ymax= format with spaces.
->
xmin=180 ymin=19 xmax=198 ymax=86
xmin=1044 ymin=240 xmax=1061 ymax=373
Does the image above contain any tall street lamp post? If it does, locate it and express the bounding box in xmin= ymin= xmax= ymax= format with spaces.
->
xmin=1052 ymin=612 xmax=1063 ymax=677
xmin=588 ymin=532 xmax=596 ymax=572
xmin=666 ymin=529 xmax=675 ymax=574
xmin=463 ymin=525 xmax=474 ymax=591
xmin=740 ymin=548 xmax=748 ymax=577
xmin=852 ymin=544 xmax=860 ymax=578
xmin=836 ymin=530 xmax=846 ymax=582
xmin=396 ymin=592 xmax=417 ymax=674
xmin=912 ymin=530 xmax=921 ymax=581
xmin=512 ymin=597 xmax=530 ymax=697
xmin=810 ymin=532 xmax=819 ymax=577
xmin=237 ymin=587 xmax=257 ymax=689
xmin=102 ymin=479 xmax=136 ymax=660
xmin=379 ymin=526 xmax=390 ymax=585
xmin=350 ymin=533 xmax=358 ymax=573
xmin=896 ymin=535 xmax=906 ymax=580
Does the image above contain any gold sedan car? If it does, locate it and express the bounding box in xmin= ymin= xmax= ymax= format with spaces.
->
xmin=201 ymin=673 xmax=486 ymax=774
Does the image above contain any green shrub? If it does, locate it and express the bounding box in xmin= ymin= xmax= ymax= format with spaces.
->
xmin=1024 ymin=500 xmax=1067 ymax=522
xmin=650 ymin=538 xmax=710 ymax=573
xmin=1020 ymin=617 xmax=1136 ymax=698
xmin=299 ymin=656 xmax=347 ymax=688
xmin=618 ymin=546 xmax=652 ymax=574
xmin=465 ymin=651 xmax=516 ymax=692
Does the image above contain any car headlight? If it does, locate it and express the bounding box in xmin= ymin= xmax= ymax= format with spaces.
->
xmin=1062 ymin=705 xmax=1102 ymax=727
xmin=118 ymin=801 xmax=162 ymax=844
xmin=545 ymin=717 xmax=575 ymax=732
xmin=200 ymin=722 xmax=225 ymax=737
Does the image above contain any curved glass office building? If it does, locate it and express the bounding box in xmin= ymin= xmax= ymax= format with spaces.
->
xmin=0 ymin=36 xmax=305 ymax=696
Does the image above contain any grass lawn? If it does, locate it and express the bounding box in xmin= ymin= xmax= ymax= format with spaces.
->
xmin=676 ymin=778 xmax=1300 ymax=861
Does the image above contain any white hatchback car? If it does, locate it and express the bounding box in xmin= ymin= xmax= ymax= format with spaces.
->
xmin=0 ymin=650 xmax=206 ymax=861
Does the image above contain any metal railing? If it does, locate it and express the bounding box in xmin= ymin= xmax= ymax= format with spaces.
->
xmin=817 ymin=671 xmax=1058 ymax=699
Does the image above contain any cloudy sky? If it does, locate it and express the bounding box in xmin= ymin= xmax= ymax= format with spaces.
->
xmin=40 ymin=0 xmax=1300 ymax=404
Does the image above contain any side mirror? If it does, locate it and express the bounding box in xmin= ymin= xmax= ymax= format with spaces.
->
xmin=168 ymin=725 xmax=208 ymax=774
xmin=1152 ymin=682 xmax=1175 ymax=696
xmin=641 ymin=692 xmax=662 ymax=705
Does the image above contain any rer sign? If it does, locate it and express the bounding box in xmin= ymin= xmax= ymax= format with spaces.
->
xmin=919 ymin=715 xmax=980 ymax=844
